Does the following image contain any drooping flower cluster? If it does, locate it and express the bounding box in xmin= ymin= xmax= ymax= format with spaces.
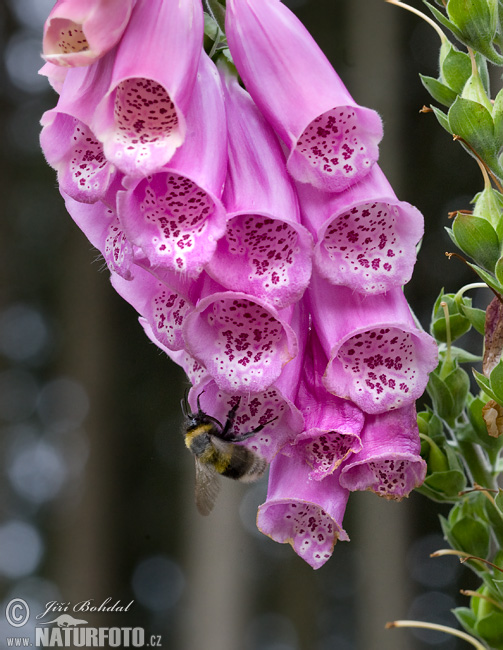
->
xmin=40 ymin=0 xmax=438 ymax=568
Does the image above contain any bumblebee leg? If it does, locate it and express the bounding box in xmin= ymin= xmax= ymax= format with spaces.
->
xmin=220 ymin=397 xmax=242 ymax=439
xmin=181 ymin=388 xmax=190 ymax=418
xmin=226 ymin=416 xmax=278 ymax=442
xmin=196 ymin=390 xmax=206 ymax=413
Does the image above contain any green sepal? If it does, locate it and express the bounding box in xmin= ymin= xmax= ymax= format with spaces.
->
xmin=451 ymin=516 xmax=491 ymax=558
xmin=462 ymin=71 xmax=493 ymax=113
xmin=440 ymin=43 xmax=472 ymax=94
xmin=473 ymin=368 xmax=500 ymax=402
xmin=430 ymin=105 xmax=451 ymax=133
xmin=446 ymin=0 xmax=503 ymax=64
xmin=452 ymin=607 xmax=478 ymax=638
xmin=495 ymin=257 xmax=503 ymax=286
xmin=451 ymin=213 xmax=500 ymax=271
xmin=465 ymin=260 xmax=503 ymax=295
xmin=472 ymin=185 xmax=503 ymax=236
xmin=206 ymin=0 xmax=226 ymax=32
xmin=475 ymin=611 xmax=503 ymax=649
xmin=448 ymin=96 xmax=503 ymax=178
xmin=417 ymin=409 xmax=445 ymax=440
xmin=430 ymin=290 xmax=472 ymax=342
xmin=424 ymin=1 xmax=465 ymax=43
xmin=449 ymin=345 xmax=483 ymax=363
xmin=484 ymin=497 xmax=503 ymax=549
xmin=420 ymin=75 xmax=458 ymax=107
xmin=420 ymin=470 xmax=467 ymax=501
xmin=460 ymin=304 xmax=486 ymax=334
xmin=489 ymin=359 xmax=503 ymax=403
xmin=427 ymin=364 xmax=470 ymax=420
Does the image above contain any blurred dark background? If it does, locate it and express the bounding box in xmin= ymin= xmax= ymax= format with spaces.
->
xmin=0 ymin=0 xmax=486 ymax=648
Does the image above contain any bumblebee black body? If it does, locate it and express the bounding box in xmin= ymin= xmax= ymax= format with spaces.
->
xmin=181 ymin=391 xmax=274 ymax=515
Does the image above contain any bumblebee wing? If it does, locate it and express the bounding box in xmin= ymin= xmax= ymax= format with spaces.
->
xmin=194 ymin=458 xmax=221 ymax=516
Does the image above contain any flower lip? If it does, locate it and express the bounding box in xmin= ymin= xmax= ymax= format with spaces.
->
xmin=183 ymin=291 xmax=298 ymax=395
xmin=308 ymin=275 xmax=438 ymax=414
xmin=257 ymin=451 xmax=349 ymax=569
xmin=339 ymin=406 xmax=427 ymax=499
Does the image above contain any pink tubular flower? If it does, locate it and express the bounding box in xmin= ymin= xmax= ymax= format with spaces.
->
xmin=111 ymin=265 xmax=204 ymax=352
xmin=40 ymin=51 xmax=118 ymax=204
xmin=117 ymin=54 xmax=227 ymax=278
xmin=225 ymin=0 xmax=383 ymax=192
xmin=297 ymin=165 xmax=424 ymax=294
xmin=257 ymin=451 xmax=350 ymax=569
xmin=92 ymin=0 xmax=204 ymax=177
xmin=183 ymin=278 xmax=299 ymax=394
xmin=308 ymin=273 xmax=438 ymax=414
xmin=206 ymin=63 xmax=313 ymax=308
xmin=340 ymin=405 xmax=427 ymax=499
xmin=292 ymin=333 xmax=364 ymax=480
xmin=38 ymin=62 xmax=68 ymax=93
xmin=42 ymin=0 xmax=135 ymax=67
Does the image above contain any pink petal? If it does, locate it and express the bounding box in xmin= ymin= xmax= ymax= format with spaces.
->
xmin=206 ymin=66 xmax=313 ymax=308
xmin=297 ymin=165 xmax=424 ymax=294
xmin=257 ymin=450 xmax=349 ymax=569
xmin=117 ymin=54 xmax=227 ymax=277
xmin=39 ymin=62 xmax=68 ymax=93
xmin=92 ymin=0 xmax=203 ymax=177
xmin=183 ymin=290 xmax=298 ymax=395
xmin=340 ymin=405 xmax=427 ymax=499
xmin=43 ymin=0 xmax=135 ymax=67
xmin=40 ymin=52 xmax=117 ymax=203
xmin=292 ymin=332 xmax=364 ymax=480
xmin=111 ymin=265 xmax=202 ymax=351
xmin=308 ymin=273 xmax=438 ymax=414
xmin=226 ymin=0 xmax=382 ymax=192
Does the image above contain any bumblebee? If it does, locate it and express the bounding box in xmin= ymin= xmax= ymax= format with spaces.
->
xmin=181 ymin=391 xmax=275 ymax=515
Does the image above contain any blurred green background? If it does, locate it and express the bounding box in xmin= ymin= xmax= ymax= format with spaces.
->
xmin=0 ymin=0 xmax=486 ymax=648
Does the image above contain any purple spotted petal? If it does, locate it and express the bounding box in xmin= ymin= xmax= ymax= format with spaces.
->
xmin=92 ymin=0 xmax=203 ymax=177
xmin=206 ymin=65 xmax=312 ymax=308
xmin=292 ymin=332 xmax=364 ymax=480
xmin=297 ymin=165 xmax=424 ymax=294
xmin=43 ymin=0 xmax=135 ymax=67
xmin=40 ymin=51 xmax=117 ymax=203
xmin=340 ymin=405 xmax=426 ymax=499
xmin=111 ymin=265 xmax=202 ymax=351
xmin=117 ymin=55 xmax=227 ymax=277
xmin=62 ymin=191 xmax=137 ymax=279
xmin=183 ymin=289 xmax=298 ymax=395
xmin=257 ymin=450 xmax=349 ymax=569
xmin=308 ymin=273 xmax=438 ymax=414
xmin=226 ymin=0 xmax=382 ymax=192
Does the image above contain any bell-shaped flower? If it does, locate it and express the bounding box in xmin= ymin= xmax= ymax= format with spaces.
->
xmin=206 ymin=64 xmax=313 ymax=309
xmin=111 ymin=265 xmax=204 ymax=351
xmin=62 ymin=190 xmax=137 ymax=279
xmin=183 ymin=276 xmax=299 ymax=395
xmin=308 ymin=273 xmax=438 ymax=414
xmin=225 ymin=0 xmax=382 ymax=193
xmin=340 ymin=405 xmax=426 ymax=499
xmin=297 ymin=165 xmax=424 ymax=294
xmin=92 ymin=0 xmax=203 ymax=177
xmin=40 ymin=51 xmax=118 ymax=204
xmin=257 ymin=450 xmax=350 ymax=569
xmin=117 ymin=54 xmax=227 ymax=278
xmin=42 ymin=0 xmax=135 ymax=67
xmin=292 ymin=332 xmax=364 ymax=480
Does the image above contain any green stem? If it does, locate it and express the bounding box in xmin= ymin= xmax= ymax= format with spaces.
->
xmin=458 ymin=441 xmax=497 ymax=490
